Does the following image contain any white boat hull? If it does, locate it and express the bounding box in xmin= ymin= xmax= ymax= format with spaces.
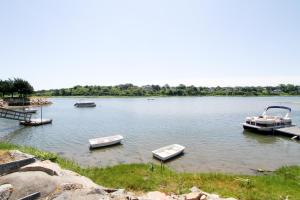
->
xmin=152 ymin=144 xmax=185 ymax=161
xmin=243 ymin=123 xmax=295 ymax=133
xmin=89 ymin=135 xmax=123 ymax=149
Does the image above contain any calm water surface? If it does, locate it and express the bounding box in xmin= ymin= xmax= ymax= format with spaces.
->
xmin=1 ymin=97 xmax=300 ymax=174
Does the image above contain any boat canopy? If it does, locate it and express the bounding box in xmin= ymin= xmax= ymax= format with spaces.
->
xmin=265 ymin=106 xmax=291 ymax=112
xmin=263 ymin=106 xmax=292 ymax=118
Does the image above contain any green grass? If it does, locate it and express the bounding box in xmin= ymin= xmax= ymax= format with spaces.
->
xmin=1 ymin=142 xmax=299 ymax=200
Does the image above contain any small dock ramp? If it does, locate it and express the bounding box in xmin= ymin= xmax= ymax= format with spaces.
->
xmin=276 ymin=126 xmax=300 ymax=139
xmin=0 ymin=107 xmax=32 ymax=122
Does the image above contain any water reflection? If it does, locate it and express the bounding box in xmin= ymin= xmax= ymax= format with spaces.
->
xmin=242 ymin=130 xmax=278 ymax=144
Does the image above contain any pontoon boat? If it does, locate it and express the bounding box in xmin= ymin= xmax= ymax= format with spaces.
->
xmin=243 ymin=106 xmax=294 ymax=133
xmin=74 ymin=102 xmax=96 ymax=108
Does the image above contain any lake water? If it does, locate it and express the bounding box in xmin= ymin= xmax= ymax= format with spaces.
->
xmin=1 ymin=97 xmax=300 ymax=174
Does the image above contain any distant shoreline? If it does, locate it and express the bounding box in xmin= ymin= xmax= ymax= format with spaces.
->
xmin=34 ymin=84 xmax=300 ymax=97
xmin=33 ymin=95 xmax=300 ymax=98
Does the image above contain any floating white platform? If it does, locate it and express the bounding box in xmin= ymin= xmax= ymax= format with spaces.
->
xmin=23 ymin=108 xmax=38 ymax=114
xmin=152 ymin=144 xmax=185 ymax=161
xmin=89 ymin=135 xmax=123 ymax=149
xmin=20 ymin=119 xmax=52 ymax=126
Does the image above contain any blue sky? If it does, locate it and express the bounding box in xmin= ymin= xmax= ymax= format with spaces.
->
xmin=0 ymin=0 xmax=299 ymax=90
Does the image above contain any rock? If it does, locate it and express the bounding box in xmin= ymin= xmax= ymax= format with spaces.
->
xmin=200 ymin=194 xmax=207 ymax=200
xmin=20 ymin=160 xmax=62 ymax=176
xmin=0 ymin=184 xmax=13 ymax=200
xmin=141 ymin=191 xmax=168 ymax=200
xmin=58 ymin=170 xmax=103 ymax=189
xmin=87 ymin=187 xmax=107 ymax=195
xmin=9 ymin=150 xmax=34 ymax=160
xmin=126 ymin=192 xmax=139 ymax=200
xmin=207 ymin=194 xmax=220 ymax=200
xmin=0 ymin=171 xmax=58 ymax=199
xmin=60 ymin=183 xmax=83 ymax=191
xmin=110 ymin=189 xmax=126 ymax=199
xmin=104 ymin=188 xmax=119 ymax=193
xmin=185 ymin=192 xmax=202 ymax=200
xmin=190 ymin=186 xmax=201 ymax=193
xmin=51 ymin=188 xmax=111 ymax=200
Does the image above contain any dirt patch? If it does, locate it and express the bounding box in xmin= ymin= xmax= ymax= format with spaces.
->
xmin=0 ymin=150 xmax=16 ymax=164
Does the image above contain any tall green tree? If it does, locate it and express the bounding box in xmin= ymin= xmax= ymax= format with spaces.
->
xmin=13 ymin=78 xmax=34 ymax=97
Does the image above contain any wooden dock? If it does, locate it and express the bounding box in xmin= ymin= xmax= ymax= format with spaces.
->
xmin=276 ymin=126 xmax=300 ymax=139
xmin=0 ymin=107 xmax=32 ymax=121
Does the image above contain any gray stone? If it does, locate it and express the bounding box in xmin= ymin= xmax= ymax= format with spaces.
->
xmin=87 ymin=187 xmax=107 ymax=195
xmin=0 ymin=184 xmax=13 ymax=200
xmin=139 ymin=191 xmax=168 ymax=200
xmin=9 ymin=150 xmax=34 ymax=160
xmin=190 ymin=186 xmax=201 ymax=193
xmin=200 ymin=194 xmax=207 ymax=200
xmin=185 ymin=192 xmax=201 ymax=200
xmin=126 ymin=192 xmax=139 ymax=200
xmin=0 ymin=171 xmax=58 ymax=199
xmin=20 ymin=160 xmax=62 ymax=176
xmin=207 ymin=194 xmax=220 ymax=200
xmin=51 ymin=188 xmax=111 ymax=200
xmin=60 ymin=183 xmax=83 ymax=191
xmin=110 ymin=189 xmax=126 ymax=198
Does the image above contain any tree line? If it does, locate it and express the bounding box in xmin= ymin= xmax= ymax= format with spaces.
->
xmin=0 ymin=78 xmax=34 ymax=98
xmin=35 ymin=83 xmax=300 ymax=96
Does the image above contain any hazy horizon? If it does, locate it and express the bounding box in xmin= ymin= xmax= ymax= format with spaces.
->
xmin=1 ymin=0 xmax=299 ymax=90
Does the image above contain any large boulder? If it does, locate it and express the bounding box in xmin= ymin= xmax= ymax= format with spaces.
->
xmin=0 ymin=164 xmax=107 ymax=199
xmin=20 ymin=160 xmax=62 ymax=176
xmin=0 ymin=184 xmax=13 ymax=200
xmin=0 ymin=171 xmax=58 ymax=199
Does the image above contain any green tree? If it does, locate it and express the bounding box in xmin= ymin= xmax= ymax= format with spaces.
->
xmin=13 ymin=78 xmax=34 ymax=97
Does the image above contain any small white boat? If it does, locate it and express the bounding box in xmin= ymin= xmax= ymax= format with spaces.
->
xmin=74 ymin=101 xmax=96 ymax=108
xmin=89 ymin=135 xmax=123 ymax=149
xmin=152 ymin=144 xmax=185 ymax=161
xmin=23 ymin=107 xmax=38 ymax=113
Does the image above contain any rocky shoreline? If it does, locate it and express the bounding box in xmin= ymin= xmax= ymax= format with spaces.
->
xmin=0 ymin=97 xmax=52 ymax=108
xmin=0 ymin=150 xmax=237 ymax=200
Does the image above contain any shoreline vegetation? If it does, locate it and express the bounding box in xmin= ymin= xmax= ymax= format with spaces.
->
xmin=0 ymin=142 xmax=299 ymax=200
xmin=35 ymin=84 xmax=300 ymax=97
xmin=1 ymin=78 xmax=300 ymax=97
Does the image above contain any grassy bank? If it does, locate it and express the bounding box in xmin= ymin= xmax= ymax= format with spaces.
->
xmin=1 ymin=142 xmax=299 ymax=200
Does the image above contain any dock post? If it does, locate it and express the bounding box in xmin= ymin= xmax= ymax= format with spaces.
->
xmin=40 ymin=105 xmax=43 ymax=122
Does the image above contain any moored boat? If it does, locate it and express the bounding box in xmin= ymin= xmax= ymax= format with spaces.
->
xmin=23 ymin=107 xmax=38 ymax=114
xmin=243 ymin=106 xmax=294 ymax=133
xmin=89 ymin=135 xmax=123 ymax=149
xmin=74 ymin=102 xmax=96 ymax=108
xmin=152 ymin=144 xmax=185 ymax=161
xmin=20 ymin=118 xmax=52 ymax=126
